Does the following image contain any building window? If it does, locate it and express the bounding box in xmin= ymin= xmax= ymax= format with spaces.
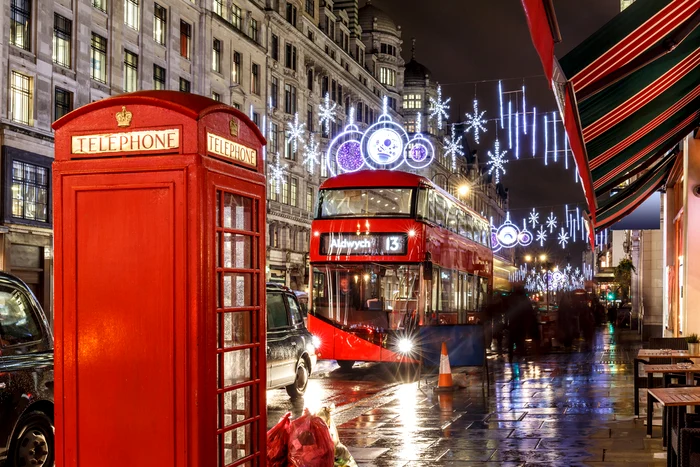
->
xmin=380 ymin=43 xmax=396 ymax=56
xmin=271 ymin=34 xmax=279 ymax=61
xmin=290 ymin=177 xmax=298 ymax=207
xmin=285 ymin=2 xmax=297 ymax=26
xmin=307 ymin=187 xmax=314 ymax=212
xmin=403 ymin=93 xmax=422 ymax=109
xmin=271 ymin=76 xmax=279 ymax=109
xmin=54 ymin=87 xmax=72 ymax=121
xmin=280 ymin=175 xmax=290 ymax=204
xmin=285 ymin=43 xmax=297 ymax=71
xmin=179 ymin=78 xmax=190 ymax=93
xmin=269 ymin=123 xmax=279 ymax=154
xmin=153 ymin=64 xmax=166 ymax=90
xmin=231 ymin=4 xmax=242 ymax=29
xmin=321 ymin=156 xmax=328 ymax=177
xmin=379 ymin=67 xmax=396 ymax=87
xmin=124 ymin=50 xmax=138 ymax=92
xmin=125 ymin=0 xmax=139 ymax=30
xmin=10 ymin=0 xmax=31 ymax=51
xmin=10 ymin=72 xmax=32 ymax=125
xmin=180 ymin=20 xmax=191 ymax=59
xmin=284 ymin=136 xmax=296 ymax=161
xmin=93 ymin=0 xmax=107 ymax=12
xmin=212 ymin=92 xmax=221 ymax=102
xmin=249 ymin=18 xmax=259 ymax=42
xmin=212 ymin=38 xmax=222 ymax=73
xmin=232 ymin=51 xmax=241 ymax=83
xmin=305 ymin=0 xmax=314 ymax=16
xmin=307 ymin=104 xmax=313 ymax=133
xmin=284 ymin=84 xmax=296 ymax=114
xmin=91 ymin=33 xmax=108 ymax=83
xmin=53 ymin=14 xmax=72 ymax=68
xmin=307 ymin=69 xmax=313 ymax=91
xmin=252 ymin=112 xmax=260 ymax=127
xmin=213 ymin=0 xmax=224 ymax=16
xmin=11 ymin=160 xmax=49 ymax=223
xmin=153 ymin=3 xmax=166 ymax=45
xmin=251 ymin=63 xmax=260 ymax=95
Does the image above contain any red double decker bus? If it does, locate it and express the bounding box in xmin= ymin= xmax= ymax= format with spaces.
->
xmin=307 ymin=170 xmax=493 ymax=368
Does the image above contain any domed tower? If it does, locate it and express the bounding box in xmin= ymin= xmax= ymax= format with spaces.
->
xmin=358 ymin=0 xmax=404 ymax=111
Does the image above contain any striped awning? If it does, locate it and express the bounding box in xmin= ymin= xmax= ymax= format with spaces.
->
xmin=521 ymin=0 xmax=700 ymax=240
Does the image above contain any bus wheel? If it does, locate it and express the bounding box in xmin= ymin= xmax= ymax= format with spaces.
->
xmin=337 ymin=360 xmax=355 ymax=371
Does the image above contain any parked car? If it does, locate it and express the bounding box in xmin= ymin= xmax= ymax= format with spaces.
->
xmin=293 ymin=290 xmax=308 ymax=326
xmin=267 ymin=283 xmax=318 ymax=399
xmin=0 ymin=273 xmax=54 ymax=467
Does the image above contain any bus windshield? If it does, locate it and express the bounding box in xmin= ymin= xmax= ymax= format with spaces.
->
xmin=311 ymin=264 xmax=420 ymax=331
xmin=317 ymin=188 xmax=414 ymax=218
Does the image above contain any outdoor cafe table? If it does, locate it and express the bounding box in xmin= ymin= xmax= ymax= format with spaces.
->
xmin=635 ymin=350 xmax=700 ymax=416
xmin=647 ymin=387 xmax=700 ymax=467
xmin=644 ymin=364 xmax=700 ymax=438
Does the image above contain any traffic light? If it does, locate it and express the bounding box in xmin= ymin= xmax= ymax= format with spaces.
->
xmin=607 ymin=292 xmax=615 ymax=300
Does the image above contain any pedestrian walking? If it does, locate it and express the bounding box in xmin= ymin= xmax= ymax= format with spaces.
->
xmin=507 ymin=285 xmax=534 ymax=356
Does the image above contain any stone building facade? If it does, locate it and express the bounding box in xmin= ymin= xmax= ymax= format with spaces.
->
xmin=1 ymin=0 xmax=510 ymax=306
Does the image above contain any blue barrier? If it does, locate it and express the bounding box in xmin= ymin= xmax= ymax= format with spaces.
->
xmin=418 ymin=325 xmax=486 ymax=367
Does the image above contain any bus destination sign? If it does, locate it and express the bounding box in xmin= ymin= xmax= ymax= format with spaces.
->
xmin=320 ymin=233 xmax=408 ymax=256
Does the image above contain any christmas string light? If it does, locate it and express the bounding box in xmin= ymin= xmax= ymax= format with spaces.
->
xmin=553 ymin=111 xmax=558 ymax=162
xmin=319 ymin=92 xmax=337 ymax=135
xmin=515 ymin=105 xmax=519 ymax=159
xmin=547 ymin=212 xmax=557 ymax=233
xmin=565 ymin=205 xmax=569 ymax=227
xmin=565 ymin=133 xmax=569 ymax=169
xmin=429 ymin=85 xmax=450 ymax=130
xmin=487 ymin=139 xmax=508 ymax=183
xmin=499 ymin=80 xmax=504 ymax=129
xmin=532 ymin=107 xmax=536 ymax=156
xmin=286 ymin=112 xmax=306 ymax=154
xmin=444 ymin=124 xmax=464 ymax=171
xmin=522 ymin=85 xmax=527 ymax=135
xmin=508 ymin=100 xmax=513 ymax=149
xmin=544 ymin=114 xmax=548 ymax=166
xmin=558 ymin=228 xmax=570 ymax=248
xmin=536 ymin=225 xmax=547 ymax=247
xmin=269 ymin=153 xmax=287 ymax=195
xmin=464 ymin=99 xmax=487 ymax=144
xmin=303 ymin=136 xmax=321 ymax=174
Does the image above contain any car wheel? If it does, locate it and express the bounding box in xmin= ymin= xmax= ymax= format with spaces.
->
xmin=9 ymin=411 xmax=54 ymax=467
xmin=337 ymin=360 xmax=355 ymax=371
xmin=286 ymin=359 xmax=309 ymax=400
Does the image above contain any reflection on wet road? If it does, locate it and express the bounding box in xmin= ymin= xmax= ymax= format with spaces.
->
xmin=267 ymin=328 xmax=667 ymax=466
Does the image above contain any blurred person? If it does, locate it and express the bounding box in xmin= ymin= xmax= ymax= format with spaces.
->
xmin=507 ymin=285 xmax=534 ymax=356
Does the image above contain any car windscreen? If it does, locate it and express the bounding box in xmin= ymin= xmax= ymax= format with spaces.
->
xmin=317 ymin=187 xmax=414 ymax=218
xmin=0 ymin=286 xmax=41 ymax=347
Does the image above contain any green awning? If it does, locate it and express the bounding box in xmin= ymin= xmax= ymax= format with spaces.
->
xmin=521 ymin=0 xmax=700 ymax=239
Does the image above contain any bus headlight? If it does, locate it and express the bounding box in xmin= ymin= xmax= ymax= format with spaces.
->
xmin=311 ymin=335 xmax=322 ymax=349
xmin=397 ymin=338 xmax=413 ymax=354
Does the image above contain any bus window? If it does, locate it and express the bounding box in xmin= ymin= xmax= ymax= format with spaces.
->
xmin=447 ymin=202 xmax=459 ymax=233
xmin=457 ymin=209 xmax=466 ymax=237
xmin=465 ymin=216 xmax=473 ymax=240
xmin=428 ymin=189 xmax=435 ymax=221
xmin=434 ymin=193 xmax=446 ymax=227
xmin=416 ymin=188 xmax=429 ymax=219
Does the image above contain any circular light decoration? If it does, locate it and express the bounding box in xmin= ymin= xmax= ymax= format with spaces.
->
xmin=518 ymin=220 xmax=533 ymax=247
xmin=365 ymin=128 xmax=405 ymax=166
xmin=490 ymin=228 xmax=502 ymax=253
xmin=326 ymin=108 xmax=364 ymax=175
xmin=404 ymin=113 xmax=435 ymax=170
xmin=490 ymin=213 xmax=534 ymax=251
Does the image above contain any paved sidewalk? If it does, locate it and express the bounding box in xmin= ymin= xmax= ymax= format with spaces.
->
xmin=338 ymin=327 xmax=666 ymax=466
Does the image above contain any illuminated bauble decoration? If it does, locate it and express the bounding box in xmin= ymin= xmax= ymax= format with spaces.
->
xmin=490 ymin=213 xmax=535 ymax=251
xmin=404 ymin=113 xmax=435 ymax=170
xmin=365 ymin=127 xmax=405 ymax=166
xmin=336 ymin=140 xmax=364 ymax=172
xmin=326 ymin=108 xmax=364 ymax=175
xmin=518 ymin=220 xmax=533 ymax=247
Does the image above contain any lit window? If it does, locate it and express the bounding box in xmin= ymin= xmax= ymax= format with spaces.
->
xmin=10 ymin=0 xmax=31 ymax=51
xmin=53 ymin=14 xmax=72 ymax=68
xmin=54 ymin=87 xmax=72 ymax=121
xmin=284 ymin=84 xmax=296 ymax=114
xmin=10 ymin=71 xmax=32 ymax=125
xmin=125 ymin=0 xmax=139 ymax=30
xmin=212 ymin=92 xmax=221 ymax=102
xmin=12 ymin=160 xmax=49 ymax=223
xmin=232 ymin=51 xmax=241 ymax=84
xmin=281 ymin=175 xmax=290 ymax=204
xmin=153 ymin=3 xmax=166 ymax=45
xmin=179 ymin=77 xmax=190 ymax=93
xmin=91 ymin=33 xmax=107 ymax=83
xmin=212 ymin=38 xmax=222 ymax=73
xmin=269 ymin=123 xmax=279 ymax=153
xmin=231 ymin=4 xmax=242 ymax=29
xmin=403 ymin=93 xmax=422 ymax=110
xmin=249 ymin=18 xmax=259 ymax=43
xmin=93 ymin=0 xmax=107 ymax=11
xmin=153 ymin=64 xmax=166 ymax=90
xmin=124 ymin=50 xmax=138 ymax=92
xmin=251 ymin=63 xmax=260 ymax=95
xmin=379 ymin=67 xmax=396 ymax=87
xmin=307 ymin=187 xmax=314 ymax=212
xmin=180 ymin=20 xmax=191 ymax=59
xmin=291 ymin=177 xmax=298 ymax=207
xmin=213 ymin=0 xmax=224 ymax=16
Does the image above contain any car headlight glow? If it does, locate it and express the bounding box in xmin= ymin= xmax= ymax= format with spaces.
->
xmin=311 ymin=335 xmax=322 ymax=349
xmin=397 ymin=338 xmax=413 ymax=354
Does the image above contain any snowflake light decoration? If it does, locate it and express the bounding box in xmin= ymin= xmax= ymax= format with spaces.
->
xmin=565 ymin=264 xmax=572 ymax=274
xmin=302 ymin=136 xmax=321 ymax=174
xmin=464 ymin=98 xmax=487 ymax=144
xmin=269 ymin=153 xmax=287 ymax=195
xmin=528 ymin=208 xmax=539 ymax=229
xmin=536 ymin=225 xmax=547 ymax=247
xmin=487 ymin=139 xmax=508 ymax=184
xmin=546 ymin=212 xmax=557 ymax=233
xmin=428 ymin=85 xmax=451 ymax=130
xmin=286 ymin=112 xmax=306 ymax=153
xmin=558 ymin=228 xmax=570 ymax=248
xmin=443 ymin=125 xmax=464 ymax=171
xmin=318 ymin=92 xmax=337 ymax=135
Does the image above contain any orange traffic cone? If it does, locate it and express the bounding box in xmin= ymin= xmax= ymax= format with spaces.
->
xmin=434 ymin=342 xmax=455 ymax=392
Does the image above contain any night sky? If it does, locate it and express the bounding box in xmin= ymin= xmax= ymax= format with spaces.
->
xmin=368 ymin=0 xmax=621 ymax=265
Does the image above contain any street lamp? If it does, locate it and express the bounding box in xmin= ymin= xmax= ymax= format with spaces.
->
xmin=457 ymin=184 xmax=469 ymax=198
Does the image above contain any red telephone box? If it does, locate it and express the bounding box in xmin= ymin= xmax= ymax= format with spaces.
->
xmin=52 ymin=91 xmax=267 ymax=467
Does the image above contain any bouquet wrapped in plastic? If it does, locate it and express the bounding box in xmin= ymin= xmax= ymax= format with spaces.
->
xmin=288 ymin=408 xmax=335 ymax=467
xmin=267 ymin=412 xmax=292 ymax=467
xmin=315 ymin=406 xmax=358 ymax=467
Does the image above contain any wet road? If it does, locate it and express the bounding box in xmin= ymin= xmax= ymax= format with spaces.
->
xmin=266 ymin=327 xmax=667 ymax=466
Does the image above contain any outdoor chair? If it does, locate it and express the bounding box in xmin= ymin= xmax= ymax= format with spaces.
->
xmin=678 ymin=414 xmax=700 ymax=467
